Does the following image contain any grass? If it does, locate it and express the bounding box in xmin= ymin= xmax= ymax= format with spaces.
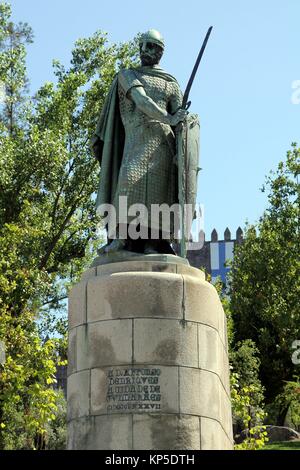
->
xmin=261 ymin=440 xmax=300 ymax=450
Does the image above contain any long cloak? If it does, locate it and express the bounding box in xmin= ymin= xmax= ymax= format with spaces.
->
xmin=92 ymin=66 xmax=179 ymax=211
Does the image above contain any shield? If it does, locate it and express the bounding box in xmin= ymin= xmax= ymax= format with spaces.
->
xmin=176 ymin=113 xmax=200 ymax=257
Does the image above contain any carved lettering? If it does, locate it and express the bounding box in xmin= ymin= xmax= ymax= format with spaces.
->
xmin=106 ymin=368 xmax=162 ymax=413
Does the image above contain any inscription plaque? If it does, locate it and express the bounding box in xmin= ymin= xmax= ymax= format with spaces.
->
xmin=106 ymin=367 xmax=162 ymax=413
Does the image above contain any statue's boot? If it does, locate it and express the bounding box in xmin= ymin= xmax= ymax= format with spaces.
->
xmin=144 ymin=240 xmax=176 ymax=255
xmin=158 ymin=240 xmax=176 ymax=255
xmin=144 ymin=242 xmax=159 ymax=255
xmin=104 ymin=239 xmax=126 ymax=253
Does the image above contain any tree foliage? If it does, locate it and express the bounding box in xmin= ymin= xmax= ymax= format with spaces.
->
xmin=230 ymin=339 xmax=264 ymax=404
xmin=215 ymin=280 xmax=267 ymax=449
xmin=267 ymin=378 xmax=300 ymax=431
xmin=229 ymin=144 xmax=300 ymax=409
xmin=0 ymin=2 xmax=138 ymax=449
xmin=0 ymin=2 xmax=33 ymax=134
xmin=230 ymin=372 xmax=268 ymax=450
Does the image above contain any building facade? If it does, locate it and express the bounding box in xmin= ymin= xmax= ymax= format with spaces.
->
xmin=187 ymin=227 xmax=243 ymax=283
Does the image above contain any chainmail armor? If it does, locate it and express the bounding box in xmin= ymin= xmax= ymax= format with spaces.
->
xmin=113 ymin=69 xmax=182 ymax=233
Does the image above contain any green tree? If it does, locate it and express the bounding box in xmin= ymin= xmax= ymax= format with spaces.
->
xmin=230 ymin=372 xmax=268 ymax=450
xmin=230 ymin=339 xmax=265 ymax=405
xmin=0 ymin=2 xmax=33 ymax=134
xmin=0 ymin=2 xmax=138 ymax=448
xmin=280 ymin=379 xmax=300 ymax=431
xmin=229 ymin=144 xmax=300 ymax=418
xmin=230 ymin=339 xmax=267 ymax=448
xmin=45 ymin=390 xmax=67 ymax=450
xmin=215 ymin=280 xmax=267 ymax=448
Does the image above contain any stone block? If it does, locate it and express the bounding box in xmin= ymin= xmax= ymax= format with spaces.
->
xmin=67 ymin=416 xmax=92 ymax=450
xmin=80 ymin=267 xmax=96 ymax=282
xmin=97 ymin=261 xmax=151 ymax=276
xmin=179 ymin=368 xmax=220 ymax=421
xmin=97 ymin=260 xmax=177 ymax=276
xmin=183 ymin=275 xmax=223 ymax=330
xmin=67 ymin=328 xmax=77 ymax=376
xmin=200 ymin=417 xmax=232 ymax=450
xmin=90 ymin=368 xmax=107 ymax=415
xmin=176 ymin=263 xmax=205 ymax=280
xmin=179 ymin=367 xmax=201 ymax=416
xmin=224 ymin=315 xmax=229 ymax=353
xmin=219 ymin=385 xmax=233 ymax=441
xmin=219 ymin=308 xmax=226 ymax=348
xmin=149 ymin=262 xmax=177 ymax=273
xmin=134 ymin=319 xmax=198 ymax=367
xmin=152 ymin=365 xmax=179 ymax=414
xmin=225 ymin=434 xmax=234 ymax=450
xmin=67 ymin=415 xmax=132 ymax=450
xmin=133 ymin=414 xmax=200 ymax=450
xmin=67 ymin=370 xmax=90 ymax=420
xmin=89 ymin=414 xmax=132 ymax=450
xmin=220 ymin=345 xmax=231 ymax=397
xmin=198 ymin=323 xmax=219 ymax=375
xmin=68 ymin=281 xmax=86 ymax=329
xmin=76 ymin=324 xmax=89 ymax=372
xmin=90 ymin=365 xmax=179 ymax=416
xmin=198 ymin=325 xmax=231 ymax=396
xmin=88 ymin=319 xmax=132 ymax=368
xmin=87 ymin=272 xmax=183 ymax=322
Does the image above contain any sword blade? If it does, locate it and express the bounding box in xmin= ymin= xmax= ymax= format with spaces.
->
xmin=182 ymin=26 xmax=213 ymax=109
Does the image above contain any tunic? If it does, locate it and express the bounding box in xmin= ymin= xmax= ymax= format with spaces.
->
xmin=112 ymin=67 xmax=183 ymax=232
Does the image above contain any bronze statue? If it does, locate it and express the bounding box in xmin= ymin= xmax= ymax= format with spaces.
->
xmin=92 ymin=29 xmax=205 ymax=255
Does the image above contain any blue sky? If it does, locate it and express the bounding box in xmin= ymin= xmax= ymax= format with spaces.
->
xmin=8 ymin=0 xmax=300 ymax=239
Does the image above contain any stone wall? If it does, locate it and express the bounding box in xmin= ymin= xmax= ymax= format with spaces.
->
xmin=187 ymin=227 xmax=243 ymax=283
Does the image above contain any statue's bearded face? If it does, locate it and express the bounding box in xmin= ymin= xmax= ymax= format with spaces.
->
xmin=140 ymin=42 xmax=163 ymax=66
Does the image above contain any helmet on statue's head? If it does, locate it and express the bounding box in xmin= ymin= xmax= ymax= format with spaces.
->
xmin=139 ymin=29 xmax=165 ymax=50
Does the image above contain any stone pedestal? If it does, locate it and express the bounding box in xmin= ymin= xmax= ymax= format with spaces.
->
xmin=67 ymin=255 xmax=233 ymax=450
